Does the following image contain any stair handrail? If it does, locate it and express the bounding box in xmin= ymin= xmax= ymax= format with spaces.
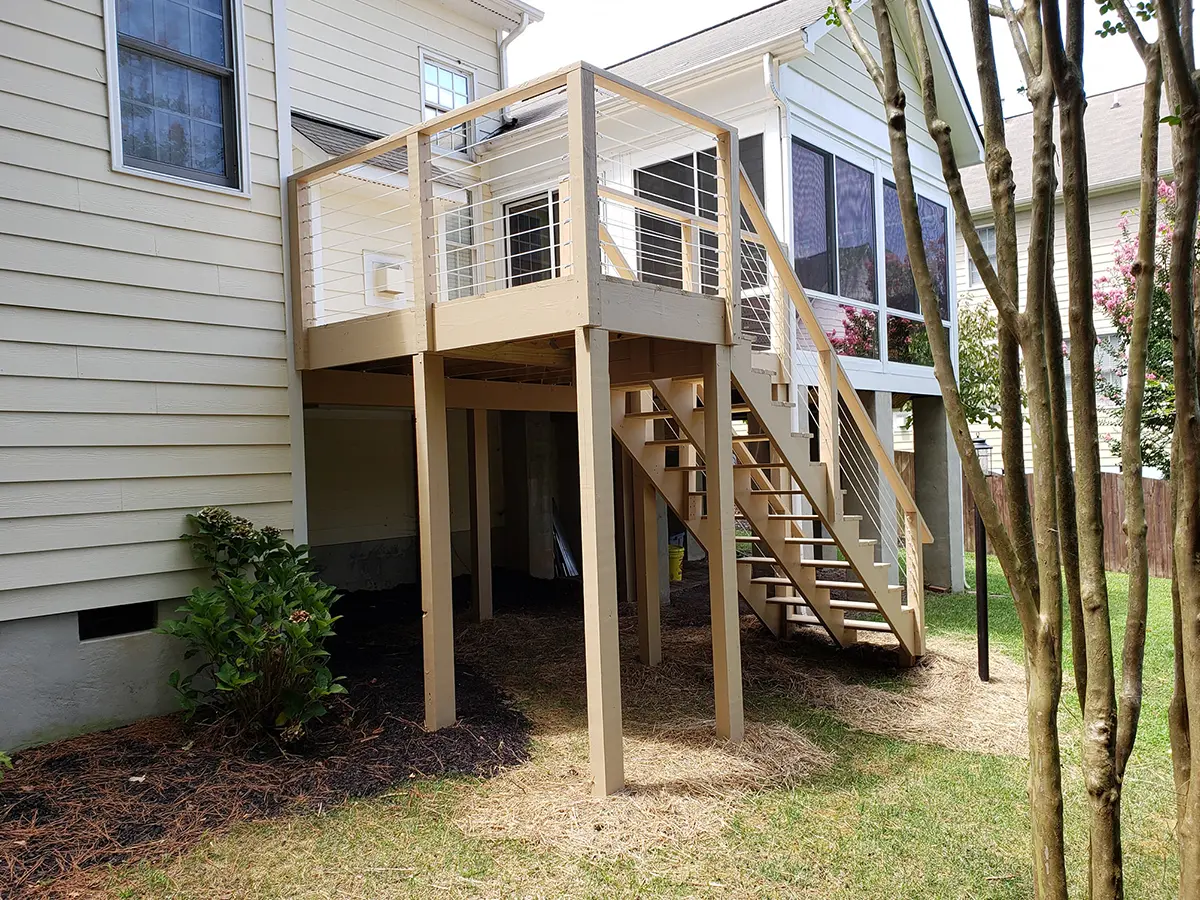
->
xmin=737 ymin=168 xmax=933 ymax=548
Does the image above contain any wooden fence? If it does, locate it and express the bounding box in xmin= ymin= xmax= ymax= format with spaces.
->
xmin=893 ymin=452 xmax=1173 ymax=578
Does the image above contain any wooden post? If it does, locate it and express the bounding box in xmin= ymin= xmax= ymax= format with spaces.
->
xmin=681 ymin=223 xmax=696 ymax=293
xmin=905 ymin=508 xmax=926 ymax=658
xmin=702 ymin=343 xmax=744 ymax=742
xmin=574 ymin=325 xmax=624 ymax=795
xmin=566 ymin=65 xmax=601 ymax=318
xmin=617 ymin=447 xmax=637 ymax=605
xmin=286 ymin=177 xmax=310 ymax=370
xmin=817 ymin=348 xmax=840 ymax=518
xmin=407 ymin=131 xmax=437 ymax=351
xmin=414 ymin=352 xmax=455 ymax=730
xmin=634 ymin=470 xmax=662 ymax=666
xmin=715 ymin=130 xmax=741 ymax=345
xmin=468 ymin=407 xmax=493 ymax=622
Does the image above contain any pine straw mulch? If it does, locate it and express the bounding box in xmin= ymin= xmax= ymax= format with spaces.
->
xmin=0 ymin=589 xmax=531 ymax=899
xmin=448 ymin=584 xmax=1028 ymax=858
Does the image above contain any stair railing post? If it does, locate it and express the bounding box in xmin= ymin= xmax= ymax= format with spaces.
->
xmin=565 ymin=64 xmax=601 ymax=318
xmin=715 ymin=130 xmax=740 ymax=345
xmin=905 ymin=507 xmax=926 ymax=656
xmin=817 ymin=348 xmax=840 ymax=518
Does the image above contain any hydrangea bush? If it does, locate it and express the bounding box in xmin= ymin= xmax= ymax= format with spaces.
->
xmin=160 ymin=507 xmax=345 ymax=740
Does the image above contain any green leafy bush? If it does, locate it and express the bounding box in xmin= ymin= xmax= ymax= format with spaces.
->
xmin=160 ymin=507 xmax=345 ymax=740
xmin=0 ymin=751 xmax=11 ymax=781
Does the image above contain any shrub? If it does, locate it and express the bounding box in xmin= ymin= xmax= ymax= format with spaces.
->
xmin=160 ymin=507 xmax=345 ymax=740
xmin=0 ymin=751 xmax=11 ymax=781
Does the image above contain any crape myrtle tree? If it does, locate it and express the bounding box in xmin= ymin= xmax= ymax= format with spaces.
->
xmin=823 ymin=0 xmax=1200 ymax=896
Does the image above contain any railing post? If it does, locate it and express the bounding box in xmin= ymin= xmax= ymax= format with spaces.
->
xmin=407 ymin=130 xmax=437 ymax=351
xmin=715 ymin=130 xmax=741 ymax=345
xmin=681 ymin=223 xmax=696 ymax=293
xmin=905 ymin=508 xmax=925 ymax=656
xmin=817 ymin=348 xmax=840 ymax=516
xmin=287 ymin=176 xmax=311 ymax=370
xmin=566 ymin=64 xmax=601 ymax=320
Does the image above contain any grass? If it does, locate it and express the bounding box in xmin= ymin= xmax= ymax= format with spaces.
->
xmin=106 ymin=557 xmax=1181 ymax=900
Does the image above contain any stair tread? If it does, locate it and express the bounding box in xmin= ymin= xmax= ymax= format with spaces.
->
xmin=750 ymin=488 xmax=808 ymax=495
xmin=736 ymin=556 xmax=777 ymax=564
xmin=733 ymin=462 xmax=789 ymax=469
xmin=842 ymin=618 xmax=894 ymax=633
xmin=645 ymin=438 xmax=691 ymax=446
xmin=751 ymin=576 xmax=792 ymax=585
xmin=799 ymin=558 xmax=851 ymax=568
xmin=829 ymin=599 xmax=879 ymax=612
xmin=767 ymin=513 xmax=819 ymax=520
xmin=627 ymin=410 xmax=674 ymax=420
xmin=815 ymin=579 xmax=865 ymax=590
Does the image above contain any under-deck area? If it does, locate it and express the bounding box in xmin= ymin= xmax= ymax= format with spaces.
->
xmin=288 ymin=62 xmax=933 ymax=796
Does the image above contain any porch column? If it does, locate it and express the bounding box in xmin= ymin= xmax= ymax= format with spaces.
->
xmin=912 ymin=395 xmax=966 ymax=591
xmin=414 ymin=352 xmax=455 ymax=730
xmin=634 ymin=470 xmax=662 ymax=666
xmin=468 ymin=407 xmax=493 ymax=621
xmin=574 ymin=325 xmax=624 ymax=795
xmin=703 ymin=343 xmax=744 ymax=742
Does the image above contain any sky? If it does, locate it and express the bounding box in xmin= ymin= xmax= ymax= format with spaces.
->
xmin=507 ymin=0 xmax=1157 ymax=120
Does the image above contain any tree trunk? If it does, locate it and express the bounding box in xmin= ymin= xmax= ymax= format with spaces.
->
xmin=1028 ymin=629 xmax=1070 ymax=900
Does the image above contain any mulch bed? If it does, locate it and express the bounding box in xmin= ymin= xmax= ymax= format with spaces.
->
xmin=0 ymin=576 xmax=535 ymax=897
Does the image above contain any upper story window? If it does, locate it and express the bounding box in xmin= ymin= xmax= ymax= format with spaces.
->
xmin=882 ymin=182 xmax=950 ymax=321
xmin=967 ymin=225 xmax=997 ymax=287
xmin=109 ymin=0 xmax=244 ymax=190
xmin=422 ymin=55 xmax=473 ymax=153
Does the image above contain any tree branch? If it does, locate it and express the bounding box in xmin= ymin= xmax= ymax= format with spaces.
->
xmin=999 ymin=0 xmax=1037 ymax=82
xmin=836 ymin=2 xmax=888 ymax=96
xmin=1107 ymin=0 xmax=1150 ymax=60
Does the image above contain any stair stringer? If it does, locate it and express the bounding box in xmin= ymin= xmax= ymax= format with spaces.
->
xmin=649 ymin=378 xmax=850 ymax=646
xmin=728 ymin=345 xmax=919 ymax=655
xmin=610 ymin=390 xmax=784 ymax=637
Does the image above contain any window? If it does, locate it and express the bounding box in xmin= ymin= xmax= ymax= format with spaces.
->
xmin=443 ymin=201 xmax=475 ymax=300
xmin=791 ymin=140 xmax=835 ymax=294
xmin=968 ymin=225 xmax=997 ymax=287
xmin=883 ymin=182 xmax=950 ymax=321
xmin=110 ymin=0 xmax=243 ymax=189
xmin=506 ymin=191 xmax=560 ymax=286
xmin=635 ymin=151 xmax=719 ymax=293
xmin=835 ymin=158 xmax=876 ymax=304
xmin=79 ymin=601 xmax=158 ymax=641
xmin=422 ymin=55 xmax=473 ymax=153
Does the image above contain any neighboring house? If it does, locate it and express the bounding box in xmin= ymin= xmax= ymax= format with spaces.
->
xmin=1 ymin=0 xmax=974 ymax=754
xmin=905 ymin=83 xmax=1172 ymax=473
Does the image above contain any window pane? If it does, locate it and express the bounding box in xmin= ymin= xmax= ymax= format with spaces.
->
xmin=189 ymin=69 xmax=222 ymax=122
xmin=191 ymin=7 xmax=226 ymax=65
xmin=827 ymin=304 xmax=879 ymax=359
xmin=439 ymin=88 xmax=453 ymax=108
xmin=509 ymin=193 xmax=559 ymax=286
xmin=888 ymin=315 xmax=936 ymax=365
xmin=835 ymin=158 xmax=876 ymax=304
xmin=884 ymin=181 xmax=917 ymax=312
xmin=637 ymin=156 xmax=695 ymax=212
xmin=792 ymin=141 xmax=833 ymax=295
xmin=424 ymin=63 xmax=438 ymax=86
xmin=636 ymin=155 xmax=695 ymax=289
xmin=439 ymin=66 xmax=453 ymax=88
xmin=155 ymin=0 xmax=191 ymax=54
xmin=118 ymin=0 xmax=154 ymax=40
xmin=154 ymin=56 xmax=188 ymax=112
xmin=155 ymin=110 xmax=191 ymax=167
xmin=919 ymin=196 xmax=949 ymax=318
xmin=119 ymin=48 xmax=154 ymax=104
xmin=121 ymin=99 xmax=156 ymax=161
xmin=453 ymin=74 xmax=468 ymax=96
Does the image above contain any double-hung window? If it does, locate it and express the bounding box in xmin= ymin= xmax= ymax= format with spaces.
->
xmin=967 ymin=225 xmax=997 ymax=287
xmin=110 ymin=0 xmax=243 ymax=190
xmin=422 ymin=55 xmax=473 ymax=153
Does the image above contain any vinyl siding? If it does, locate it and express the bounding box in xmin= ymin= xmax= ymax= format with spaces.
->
xmin=952 ymin=186 xmax=1140 ymax=471
xmin=286 ymin=0 xmax=502 ymax=136
xmin=0 ymin=0 xmax=293 ymax=623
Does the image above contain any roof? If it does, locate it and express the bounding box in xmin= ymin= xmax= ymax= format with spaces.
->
xmin=439 ymin=0 xmax=544 ymax=29
xmin=292 ymin=113 xmax=410 ymax=173
xmin=607 ymin=0 xmax=828 ymax=85
xmin=960 ymin=83 xmax=1173 ymax=210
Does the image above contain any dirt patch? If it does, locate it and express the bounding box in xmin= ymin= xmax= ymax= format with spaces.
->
xmin=0 ymin=581 xmax=530 ymax=898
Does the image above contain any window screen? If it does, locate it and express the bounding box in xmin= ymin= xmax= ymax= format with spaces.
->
xmin=791 ymin=140 xmax=834 ymax=295
xmin=115 ymin=0 xmax=239 ymax=187
xmin=835 ymin=158 xmax=876 ymax=304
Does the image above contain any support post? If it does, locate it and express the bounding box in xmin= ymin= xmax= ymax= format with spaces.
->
xmin=904 ymin=507 xmax=925 ymax=660
xmin=634 ymin=470 xmax=662 ymax=665
xmin=817 ymin=348 xmax=840 ymax=519
xmin=407 ymin=131 xmax=437 ymax=351
xmin=566 ymin=65 xmax=601 ymax=317
xmin=414 ymin=352 xmax=455 ymax=729
xmin=574 ymin=325 xmax=623 ymax=795
xmin=468 ymin=407 xmax=493 ymax=621
xmin=702 ymin=343 xmax=744 ymax=742
xmin=715 ymin=130 xmax=741 ymax=344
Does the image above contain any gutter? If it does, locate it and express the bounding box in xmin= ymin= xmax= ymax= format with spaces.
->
xmin=498 ymin=12 xmax=531 ymax=125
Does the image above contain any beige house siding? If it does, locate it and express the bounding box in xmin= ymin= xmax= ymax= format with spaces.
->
xmin=0 ymin=0 xmax=293 ymax=622
xmin=287 ymin=0 xmax=502 ymax=135
xmin=924 ymin=186 xmax=1142 ymax=470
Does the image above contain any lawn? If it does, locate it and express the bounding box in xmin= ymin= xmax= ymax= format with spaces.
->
xmin=106 ymin=557 xmax=1180 ymax=899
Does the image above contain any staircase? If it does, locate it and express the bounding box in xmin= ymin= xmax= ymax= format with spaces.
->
xmin=609 ymin=169 xmax=931 ymax=663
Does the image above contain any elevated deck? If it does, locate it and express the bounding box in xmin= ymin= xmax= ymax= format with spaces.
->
xmin=287 ymin=62 xmax=932 ymax=797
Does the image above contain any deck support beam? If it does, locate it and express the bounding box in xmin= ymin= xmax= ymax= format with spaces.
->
xmin=414 ymin=352 xmax=456 ymax=730
xmin=702 ymin=343 xmax=744 ymax=742
xmin=468 ymin=407 xmax=493 ymax=621
xmin=634 ymin=469 xmax=662 ymax=666
xmin=574 ymin=326 xmax=624 ymax=796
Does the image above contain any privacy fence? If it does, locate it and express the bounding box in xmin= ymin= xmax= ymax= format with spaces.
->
xmin=894 ymin=452 xmax=1174 ymax=579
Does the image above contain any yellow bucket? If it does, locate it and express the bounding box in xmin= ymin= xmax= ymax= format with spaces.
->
xmin=668 ymin=544 xmax=685 ymax=582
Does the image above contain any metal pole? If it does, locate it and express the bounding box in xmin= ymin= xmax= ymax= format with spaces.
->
xmin=974 ymin=504 xmax=989 ymax=682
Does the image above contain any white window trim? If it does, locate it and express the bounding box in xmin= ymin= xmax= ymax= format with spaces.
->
xmin=968 ymin=225 xmax=996 ymax=287
xmin=101 ymin=0 xmax=254 ymax=198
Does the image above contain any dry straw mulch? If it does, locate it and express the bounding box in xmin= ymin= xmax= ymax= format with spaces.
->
xmin=452 ymin=610 xmax=1028 ymax=857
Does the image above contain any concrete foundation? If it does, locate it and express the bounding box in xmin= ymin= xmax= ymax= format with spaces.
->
xmin=911 ymin=395 xmax=966 ymax=591
xmin=310 ymin=529 xmax=475 ymax=591
xmin=0 ymin=601 xmax=190 ymax=750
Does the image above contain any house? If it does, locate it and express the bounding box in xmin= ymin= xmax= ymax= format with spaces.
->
xmin=927 ymin=82 xmax=1173 ymax=473
xmin=0 ymin=0 xmax=976 ymax=794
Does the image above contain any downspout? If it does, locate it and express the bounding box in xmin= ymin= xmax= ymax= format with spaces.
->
xmin=498 ymin=13 xmax=531 ymax=126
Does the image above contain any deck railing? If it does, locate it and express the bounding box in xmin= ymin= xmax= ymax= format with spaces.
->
xmin=287 ymin=62 xmax=743 ymax=367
